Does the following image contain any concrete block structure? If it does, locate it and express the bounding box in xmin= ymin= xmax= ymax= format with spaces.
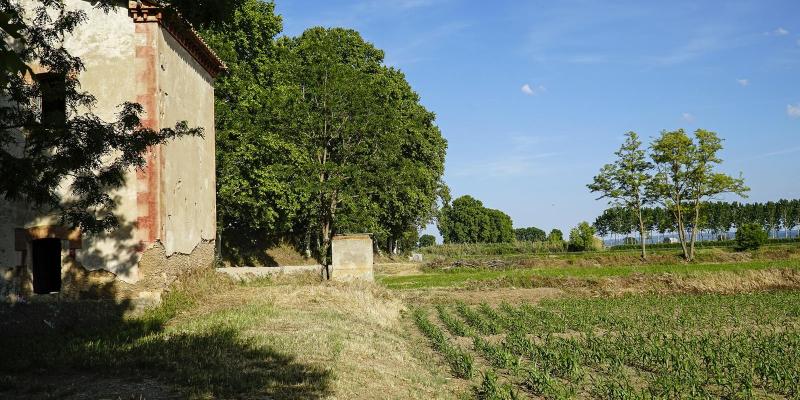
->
xmin=0 ymin=0 xmax=224 ymax=301
xmin=330 ymin=234 xmax=374 ymax=282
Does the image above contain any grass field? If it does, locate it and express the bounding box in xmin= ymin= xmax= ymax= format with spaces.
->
xmin=414 ymin=291 xmax=800 ymax=399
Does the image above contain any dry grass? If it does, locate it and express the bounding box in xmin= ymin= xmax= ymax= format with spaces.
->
xmin=0 ymin=269 xmax=460 ymax=399
xmin=168 ymin=279 xmax=460 ymax=399
xmin=462 ymin=267 xmax=800 ymax=297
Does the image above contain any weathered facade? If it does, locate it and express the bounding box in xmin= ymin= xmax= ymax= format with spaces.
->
xmin=0 ymin=0 xmax=224 ymax=301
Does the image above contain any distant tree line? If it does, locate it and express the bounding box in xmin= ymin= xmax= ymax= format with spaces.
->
xmin=514 ymin=226 xmax=565 ymax=244
xmin=594 ymin=199 xmax=800 ymax=244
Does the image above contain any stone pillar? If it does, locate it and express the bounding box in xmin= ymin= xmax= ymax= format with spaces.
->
xmin=330 ymin=234 xmax=374 ymax=282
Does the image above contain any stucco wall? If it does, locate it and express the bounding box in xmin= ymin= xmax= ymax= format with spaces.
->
xmin=156 ymin=27 xmax=217 ymax=257
xmin=1 ymin=1 xmax=217 ymax=297
xmin=1 ymin=1 xmax=142 ymax=282
xmin=66 ymin=1 xmax=142 ymax=282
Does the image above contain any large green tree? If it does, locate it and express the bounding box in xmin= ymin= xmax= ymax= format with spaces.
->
xmin=438 ymin=195 xmax=513 ymax=244
xmin=649 ymin=129 xmax=748 ymax=260
xmin=172 ymin=2 xmax=448 ymax=264
xmin=514 ymin=226 xmax=546 ymax=242
xmin=588 ymin=131 xmax=652 ymax=258
xmin=186 ymin=0 xmax=303 ymax=261
xmin=270 ymin=28 xmax=447 ymax=264
xmin=369 ymin=68 xmax=447 ymax=254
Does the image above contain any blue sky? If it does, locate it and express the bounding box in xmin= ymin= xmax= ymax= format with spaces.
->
xmin=275 ymin=0 xmax=800 ymax=237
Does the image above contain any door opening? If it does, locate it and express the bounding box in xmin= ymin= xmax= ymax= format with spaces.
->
xmin=32 ymin=238 xmax=62 ymax=294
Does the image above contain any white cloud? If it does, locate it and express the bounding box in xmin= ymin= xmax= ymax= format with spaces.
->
xmin=681 ymin=112 xmax=696 ymax=123
xmin=773 ymin=27 xmax=789 ymax=36
xmin=736 ymin=78 xmax=749 ymax=87
xmin=521 ymin=83 xmax=546 ymax=96
xmin=788 ymin=104 xmax=800 ymax=118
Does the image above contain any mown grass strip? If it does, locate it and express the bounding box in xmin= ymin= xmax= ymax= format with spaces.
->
xmin=380 ymin=259 xmax=800 ymax=289
xmin=412 ymin=308 xmax=474 ymax=379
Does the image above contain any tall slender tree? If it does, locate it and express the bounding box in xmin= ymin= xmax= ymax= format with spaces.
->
xmin=588 ymin=131 xmax=652 ymax=258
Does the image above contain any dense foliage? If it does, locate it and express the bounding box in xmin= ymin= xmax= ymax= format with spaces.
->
xmin=437 ymin=195 xmax=514 ymax=244
xmin=0 ymin=0 xmax=199 ymax=233
xmin=548 ymin=229 xmax=564 ymax=243
xmin=514 ymin=226 xmax=546 ymax=242
xmin=736 ymin=223 xmax=768 ymax=251
xmin=171 ymin=1 xmax=447 ymax=263
xmin=418 ymin=234 xmax=436 ymax=248
xmin=568 ymin=221 xmax=600 ymax=252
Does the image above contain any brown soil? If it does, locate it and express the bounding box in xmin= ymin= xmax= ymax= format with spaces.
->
xmin=401 ymin=287 xmax=565 ymax=306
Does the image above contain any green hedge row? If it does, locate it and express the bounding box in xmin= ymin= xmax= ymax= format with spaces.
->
xmin=609 ymin=237 xmax=799 ymax=251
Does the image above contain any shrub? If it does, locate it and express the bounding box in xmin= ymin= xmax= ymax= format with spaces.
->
xmin=418 ymin=234 xmax=436 ymax=248
xmin=735 ymin=224 xmax=768 ymax=251
xmin=568 ymin=222 xmax=602 ymax=252
xmin=548 ymin=229 xmax=563 ymax=242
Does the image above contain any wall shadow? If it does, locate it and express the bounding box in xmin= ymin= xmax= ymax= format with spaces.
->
xmin=0 ymin=285 xmax=331 ymax=399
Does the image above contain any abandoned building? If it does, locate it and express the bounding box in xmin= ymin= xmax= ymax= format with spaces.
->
xmin=0 ymin=0 xmax=225 ymax=301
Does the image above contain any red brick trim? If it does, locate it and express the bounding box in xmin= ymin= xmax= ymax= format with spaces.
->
xmin=135 ymin=22 xmax=161 ymax=248
xmin=127 ymin=1 xmax=226 ymax=78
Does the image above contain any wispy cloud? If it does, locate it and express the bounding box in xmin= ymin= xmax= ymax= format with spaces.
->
xmin=788 ymin=104 xmax=800 ymax=118
xmin=453 ymin=153 xmax=560 ymax=178
xmin=736 ymin=78 xmax=749 ymax=87
xmin=681 ymin=112 xmax=696 ymax=123
xmin=757 ymin=146 xmax=800 ymax=158
xmin=383 ymin=21 xmax=469 ymax=67
xmin=652 ymin=36 xmax=726 ymax=66
xmin=353 ymin=0 xmax=446 ymax=13
xmin=451 ymin=134 xmax=563 ymax=179
xmin=769 ymin=27 xmax=789 ymax=36
xmin=521 ymin=83 xmax=546 ymax=96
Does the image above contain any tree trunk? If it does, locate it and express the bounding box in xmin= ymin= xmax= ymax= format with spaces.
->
xmin=689 ymin=200 xmax=701 ymax=261
xmin=675 ymin=206 xmax=690 ymax=260
xmin=321 ymin=219 xmax=331 ymax=269
xmin=636 ymin=201 xmax=647 ymax=260
xmin=304 ymin=229 xmax=311 ymax=258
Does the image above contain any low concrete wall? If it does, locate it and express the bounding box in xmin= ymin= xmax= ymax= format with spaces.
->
xmin=330 ymin=234 xmax=374 ymax=282
xmin=217 ymin=265 xmax=324 ymax=281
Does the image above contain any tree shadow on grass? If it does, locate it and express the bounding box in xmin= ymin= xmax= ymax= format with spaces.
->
xmin=0 ymin=296 xmax=331 ymax=399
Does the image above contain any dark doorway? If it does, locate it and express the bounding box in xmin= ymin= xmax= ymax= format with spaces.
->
xmin=32 ymin=238 xmax=62 ymax=294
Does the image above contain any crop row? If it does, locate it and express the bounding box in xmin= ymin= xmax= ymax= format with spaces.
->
xmin=412 ymin=308 xmax=474 ymax=379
